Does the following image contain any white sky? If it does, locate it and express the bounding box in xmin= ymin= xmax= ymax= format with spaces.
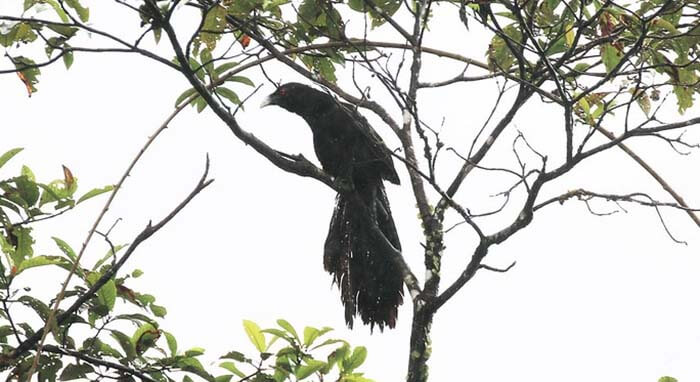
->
xmin=2 ymin=1 xmax=700 ymax=381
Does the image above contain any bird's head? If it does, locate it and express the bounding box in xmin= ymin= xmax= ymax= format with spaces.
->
xmin=260 ymin=82 xmax=331 ymax=116
xmin=260 ymin=82 xmax=306 ymax=110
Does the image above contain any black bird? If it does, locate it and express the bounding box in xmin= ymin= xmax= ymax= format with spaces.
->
xmin=261 ymin=83 xmax=403 ymax=330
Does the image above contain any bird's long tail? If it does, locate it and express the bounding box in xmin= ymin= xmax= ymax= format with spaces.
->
xmin=323 ymin=182 xmax=403 ymax=331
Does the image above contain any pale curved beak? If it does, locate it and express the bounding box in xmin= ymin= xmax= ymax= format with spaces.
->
xmin=260 ymin=95 xmax=275 ymax=108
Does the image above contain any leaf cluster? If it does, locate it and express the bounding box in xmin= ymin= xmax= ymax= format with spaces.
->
xmin=484 ymin=0 xmax=700 ymax=114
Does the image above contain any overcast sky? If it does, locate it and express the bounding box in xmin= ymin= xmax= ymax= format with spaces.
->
xmin=2 ymin=2 xmax=700 ymax=381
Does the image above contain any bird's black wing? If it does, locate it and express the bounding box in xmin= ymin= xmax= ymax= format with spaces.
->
xmin=338 ymin=102 xmax=400 ymax=185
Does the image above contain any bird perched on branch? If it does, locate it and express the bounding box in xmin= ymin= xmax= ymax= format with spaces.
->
xmin=261 ymin=82 xmax=403 ymax=330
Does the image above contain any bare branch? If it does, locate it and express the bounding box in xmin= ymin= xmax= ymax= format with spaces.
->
xmin=479 ymin=261 xmax=517 ymax=273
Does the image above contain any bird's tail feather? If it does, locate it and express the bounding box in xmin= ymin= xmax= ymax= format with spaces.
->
xmin=323 ymin=183 xmax=403 ymax=331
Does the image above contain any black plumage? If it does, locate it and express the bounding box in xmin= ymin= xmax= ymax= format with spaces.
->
xmin=261 ymin=82 xmax=403 ymax=330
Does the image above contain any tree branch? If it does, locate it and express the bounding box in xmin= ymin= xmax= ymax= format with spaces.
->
xmin=42 ymin=345 xmax=158 ymax=382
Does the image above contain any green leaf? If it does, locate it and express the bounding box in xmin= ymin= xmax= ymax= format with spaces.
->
xmin=487 ymin=27 xmax=519 ymax=72
xmin=87 ymin=272 xmax=117 ymax=311
xmin=303 ymin=326 xmax=320 ymax=347
xmin=132 ymin=269 xmax=144 ymax=278
xmin=13 ymin=23 xmax=38 ymax=44
xmin=295 ymin=359 xmax=326 ymax=380
xmin=175 ymin=88 xmax=198 ymax=108
xmin=311 ymin=338 xmax=347 ymax=350
xmin=77 ymin=185 xmax=114 ymax=204
xmin=164 ymin=331 xmax=178 ymax=356
xmin=316 ymin=58 xmax=337 ymax=83
xmin=0 ymin=199 xmax=20 ymax=217
xmin=215 ymin=87 xmax=241 ymax=105
xmin=198 ymin=5 xmax=227 ymax=52
xmin=137 ymin=293 xmax=156 ymax=305
xmin=304 ymin=326 xmax=333 ymax=347
xmin=216 ymin=374 xmax=233 ymax=382
xmin=52 ymin=237 xmax=77 ymax=262
xmin=150 ymin=304 xmax=167 ymax=317
xmin=219 ymin=361 xmax=245 ymax=378
xmin=15 ymin=175 xmax=40 ymax=206
xmin=18 ymin=295 xmax=51 ymax=321
xmin=131 ymin=323 xmax=160 ymax=354
xmin=21 ymin=165 xmax=35 ymax=181
xmin=194 ymin=96 xmax=208 ymax=113
xmin=189 ymin=58 xmax=206 ymax=82
xmin=0 ymin=148 xmax=23 ymax=169
xmin=578 ymin=96 xmax=591 ymax=114
xmin=215 ymin=62 xmax=239 ymax=77
xmin=243 ymin=320 xmax=266 ymax=352
xmin=369 ymin=0 xmax=401 ymax=27
xmin=342 ymin=346 xmax=367 ymax=372
xmin=590 ymin=104 xmax=605 ymax=120
xmin=178 ymin=357 xmax=215 ymax=382
xmin=45 ymin=0 xmax=69 ymax=22
xmin=94 ymin=338 xmax=123 ymax=359
xmin=37 ymin=183 xmax=60 ymax=207
xmin=0 ymin=235 xmax=13 ymax=259
xmin=46 ymin=24 xmax=78 ymax=38
xmin=185 ymin=347 xmax=206 ymax=357
xmin=63 ymin=50 xmax=74 ymax=69
xmin=59 ymin=363 xmax=94 ymax=381
xmin=0 ymin=325 xmax=14 ymax=340
xmin=261 ymin=329 xmax=293 ymax=344
xmin=113 ymin=313 xmax=158 ymax=326
xmin=600 ymin=43 xmax=622 ymax=73
xmin=200 ymin=49 xmax=215 ymax=76
xmin=545 ymin=35 xmax=568 ymax=55
xmin=672 ymin=58 xmax=697 ymax=114
xmin=111 ymin=330 xmax=136 ymax=360
xmin=323 ymin=343 xmax=349 ymax=373
xmin=24 ymin=0 xmax=39 ymax=11
xmin=15 ymin=255 xmax=72 ymax=275
xmin=64 ymin=0 xmax=89 ymax=22
xmin=12 ymin=57 xmax=41 ymax=92
xmin=572 ymin=62 xmax=590 ymax=73
xmin=11 ymin=227 xmax=34 ymax=267
xmin=658 ymin=377 xmax=678 ymax=382
xmin=277 ymin=319 xmax=300 ymax=342
xmin=221 ymin=350 xmax=247 ymax=362
xmin=341 ymin=374 xmax=374 ymax=382
xmin=263 ymin=0 xmax=289 ymax=11
xmin=316 ymin=327 xmax=333 ymax=337
xmin=226 ymin=75 xmax=255 ymax=87
xmin=565 ymin=23 xmax=575 ymax=47
xmin=653 ymin=18 xmax=678 ymax=34
xmin=38 ymin=175 xmax=78 ymax=207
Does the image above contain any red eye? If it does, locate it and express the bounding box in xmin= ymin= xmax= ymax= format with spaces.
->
xmin=279 ymin=88 xmax=287 ymax=96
